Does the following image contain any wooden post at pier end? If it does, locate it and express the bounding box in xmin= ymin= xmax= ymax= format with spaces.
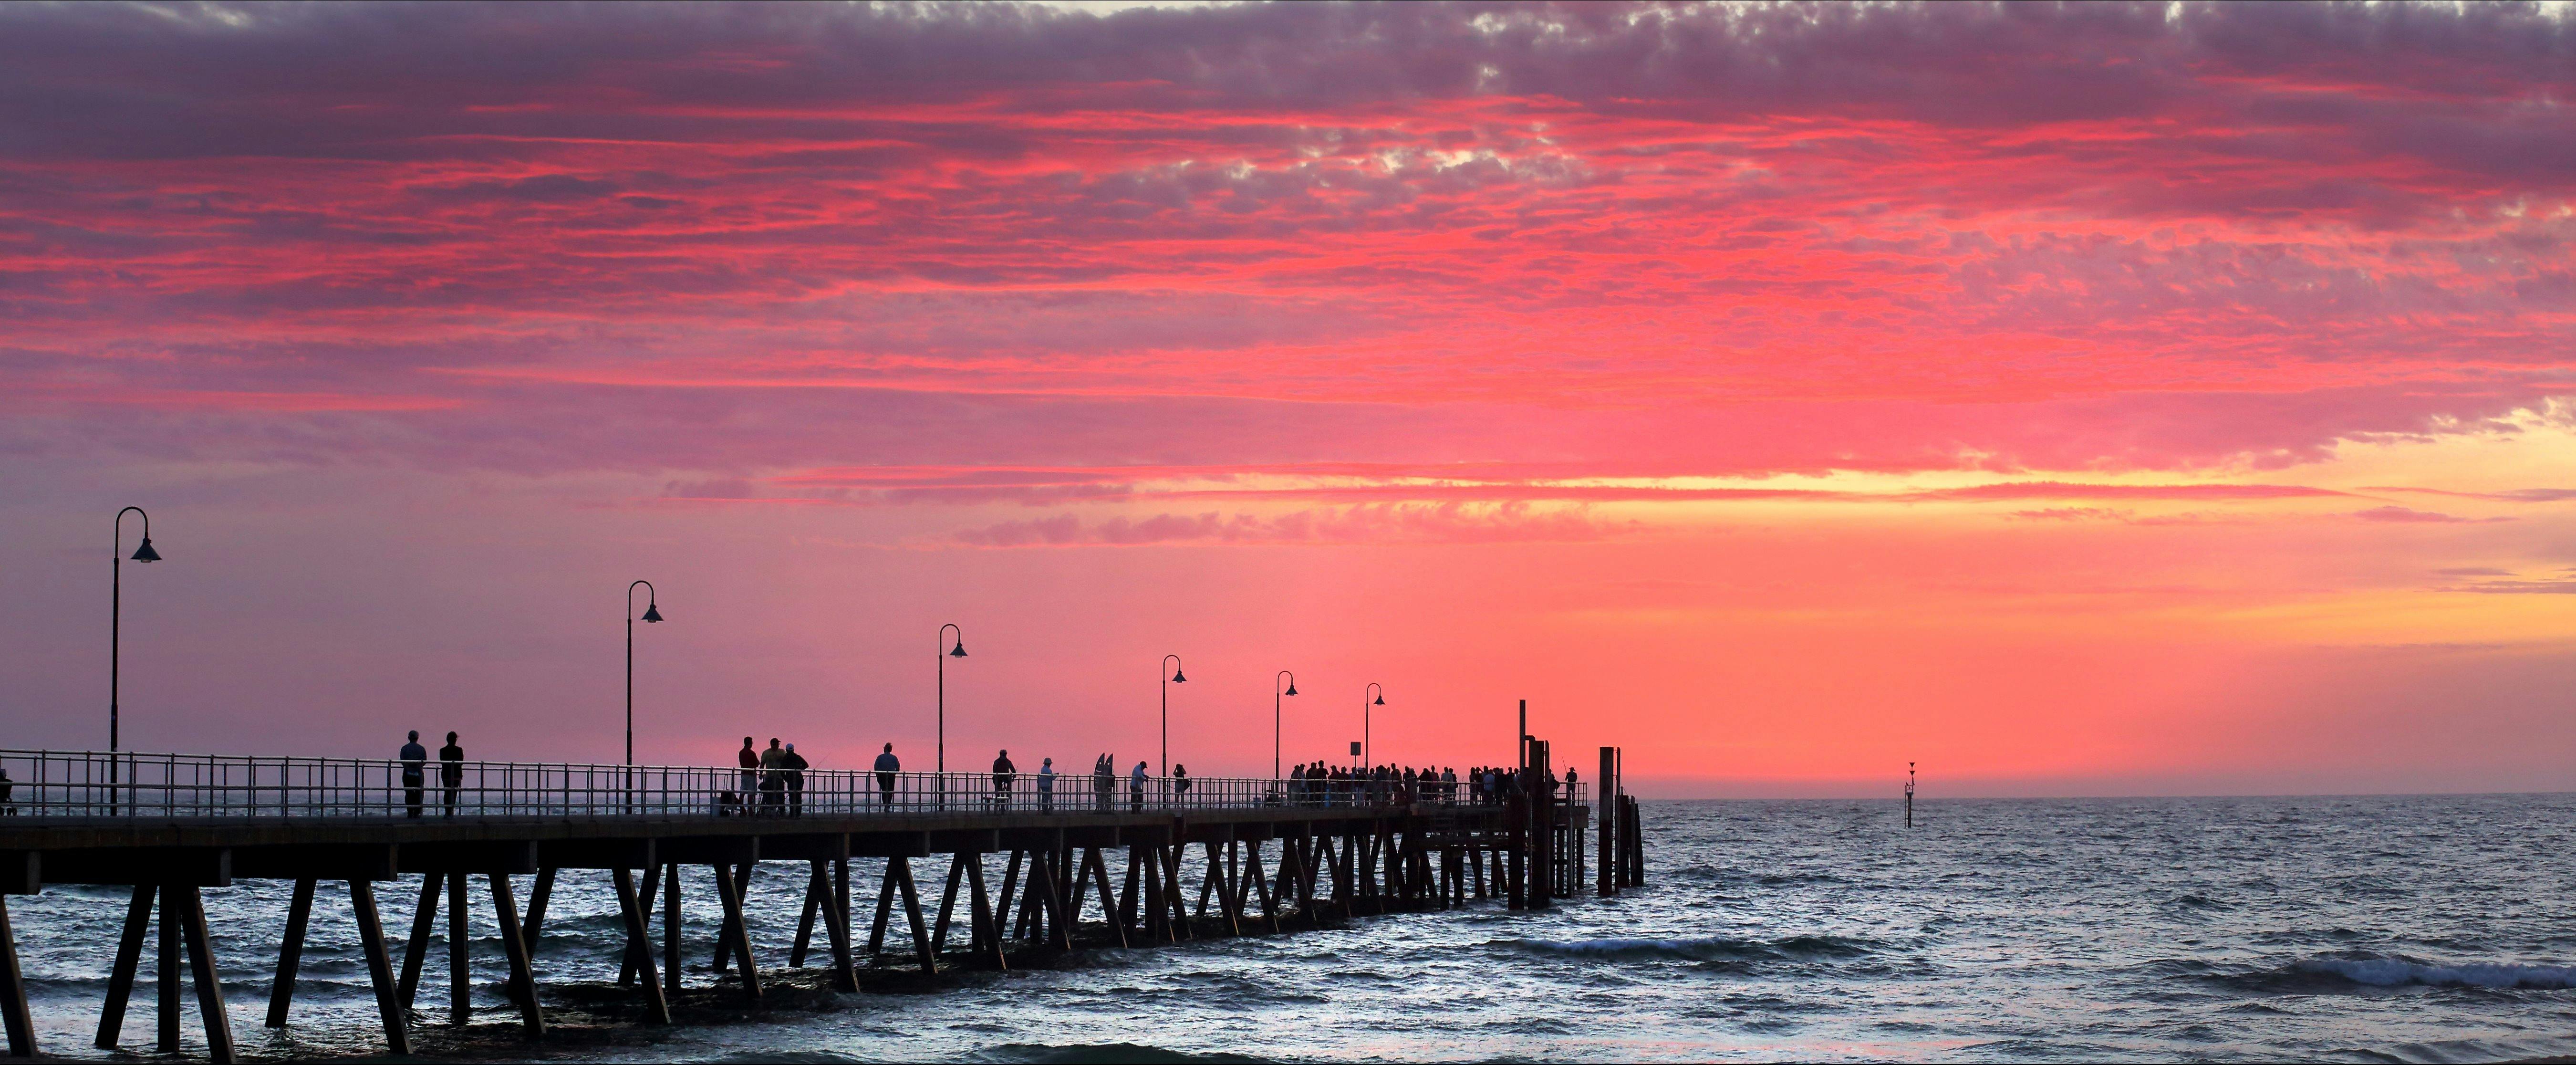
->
xmin=1598 ymin=746 xmax=1617 ymax=897
xmin=1528 ymin=739 xmax=1552 ymax=909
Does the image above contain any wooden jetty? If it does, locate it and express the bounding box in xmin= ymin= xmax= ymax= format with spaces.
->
xmin=0 ymin=742 xmax=1621 ymax=1061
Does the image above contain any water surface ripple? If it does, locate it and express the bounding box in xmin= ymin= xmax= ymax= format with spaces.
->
xmin=18 ymin=795 xmax=2576 ymax=1061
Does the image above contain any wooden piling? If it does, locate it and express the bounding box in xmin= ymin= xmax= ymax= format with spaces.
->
xmin=522 ymin=866 xmax=555 ymax=944
xmin=347 ymin=879 xmax=410 ymax=1056
xmin=712 ymin=863 xmax=753 ymax=972
xmin=791 ymin=863 xmax=823 ymax=968
xmin=1597 ymin=746 xmax=1617 ymax=898
xmin=486 ymin=872 xmax=543 ymax=1038
xmin=265 ymin=877 xmax=313 ymax=1027
xmin=608 ymin=868 xmax=669 ymax=1025
xmin=446 ymin=867 xmax=470 ymax=1022
xmin=824 ymin=857 xmax=858 ymax=990
xmin=96 ymin=884 xmax=152 ymax=1049
xmin=158 ymin=881 xmax=181 ymax=1052
xmin=661 ymin=863 xmax=681 ymax=994
xmin=710 ymin=864 xmax=761 ymax=1001
xmin=396 ymin=871 xmax=439 ymax=1008
xmin=893 ymin=857 xmax=935 ymax=974
xmin=0 ymin=897 xmax=33 ymax=1059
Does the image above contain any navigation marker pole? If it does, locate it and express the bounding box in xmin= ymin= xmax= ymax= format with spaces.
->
xmin=1904 ymin=762 xmax=1916 ymax=829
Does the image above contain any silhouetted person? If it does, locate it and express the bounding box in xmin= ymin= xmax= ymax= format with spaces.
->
xmin=991 ymin=749 xmax=1017 ymax=810
xmin=399 ymin=730 xmax=427 ymax=817
xmin=737 ymin=737 xmax=760 ymax=813
xmin=0 ymin=765 xmax=16 ymax=814
xmin=1129 ymin=760 xmax=1148 ymax=812
xmin=783 ymin=741 xmax=809 ymax=815
xmin=1172 ymin=763 xmax=1190 ymax=804
xmin=874 ymin=742 xmax=900 ymax=807
xmin=1037 ymin=756 xmax=1056 ymax=813
xmin=1093 ymin=753 xmax=1113 ymax=812
xmin=759 ymin=738 xmax=788 ymax=814
xmin=438 ymin=731 xmax=465 ymax=816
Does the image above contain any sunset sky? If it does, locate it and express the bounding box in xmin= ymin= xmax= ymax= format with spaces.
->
xmin=4 ymin=1 xmax=2574 ymax=796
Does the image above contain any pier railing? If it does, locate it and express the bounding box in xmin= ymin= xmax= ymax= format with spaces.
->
xmin=0 ymin=749 xmax=1583 ymax=821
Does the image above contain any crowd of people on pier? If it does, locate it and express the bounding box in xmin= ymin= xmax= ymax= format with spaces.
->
xmin=386 ymin=732 xmax=1569 ymax=817
xmin=1279 ymin=762 xmax=1568 ymax=808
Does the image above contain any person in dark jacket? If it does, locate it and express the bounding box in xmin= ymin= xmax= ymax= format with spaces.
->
xmin=991 ymin=749 xmax=1017 ymax=810
xmin=873 ymin=743 xmax=900 ymax=807
xmin=399 ymin=731 xmax=427 ymax=817
xmin=782 ymin=742 xmax=809 ymax=815
xmin=438 ymin=731 xmax=465 ymax=816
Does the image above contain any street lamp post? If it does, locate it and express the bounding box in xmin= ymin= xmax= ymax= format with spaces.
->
xmin=625 ymin=581 xmax=663 ymax=767
xmin=1363 ymin=683 xmax=1384 ymax=767
xmin=111 ymin=507 xmax=159 ymax=814
xmin=1273 ymin=670 xmax=1298 ymax=781
xmin=938 ymin=624 xmax=966 ymax=773
xmin=1161 ymin=654 xmax=1186 ymax=795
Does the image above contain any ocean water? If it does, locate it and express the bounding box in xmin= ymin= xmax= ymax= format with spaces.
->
xmin=16 ymin=794 xmax=2576 ymax=1062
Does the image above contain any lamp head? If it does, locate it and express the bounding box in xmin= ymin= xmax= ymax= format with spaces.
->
xmin=130 ymin=537 xmax=160 ymax=563
xmin=950 ymin=640 xmax=968 ymax=658
xmin=1171 ymin=667 xmax=1187 ymax=683
xmin=1285 ymin=681 xmax=1298 ymax=696
xmin=640 ymin=602 xmax=663 ymax=623
xmin=1373 ymin=694 xmax=1385 ymax=705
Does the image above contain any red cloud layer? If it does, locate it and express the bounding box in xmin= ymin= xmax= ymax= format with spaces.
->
xmin=0 ymin=1 xmax=2569 ymax=482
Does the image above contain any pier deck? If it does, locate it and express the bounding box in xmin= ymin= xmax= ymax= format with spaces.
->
xmin=0 ymin=744 xmax=1617 ymax=1062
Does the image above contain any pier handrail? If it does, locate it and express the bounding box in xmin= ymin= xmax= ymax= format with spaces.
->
xmin=0 ymin=748 xmax=1583 ymax=821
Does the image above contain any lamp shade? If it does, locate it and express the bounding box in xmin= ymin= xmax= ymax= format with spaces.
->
xmin=130 ymin=537 xmax=160 ymax=563
xmin=1285 ymin=682 xmax=1298 ymax=696
xmin=1373 ymin=694 xmax=1385 ymax=705
xmin=950 ymin=641 xmax=968 ymax=658
xmin=640 ymin=602 xmax=663 ymax=623
xmin=1171 ymin=667 xmax=1187 ymax=683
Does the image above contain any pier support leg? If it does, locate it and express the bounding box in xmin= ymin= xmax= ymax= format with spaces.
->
xmin=266 ymin=877 xmax=313 ymax=1027
xmin=712 ymin=863 xmax=753 ymax=972
xmin=661 ymin=864 xmax=681 ymax=994
xmin=824 ymin=858 xmax=857 ymax=991
xmin=619 ymin=862 xmax=658 ymax=986
xmin=791 ymin=863 xmax=823 ymax=968
xmin=895 ymin=857 xmax=935 ymax=975
xmin=348 ymin=879 xmax=410 ymax=1056
xmin=1250 ymin=842 xmax=1279 ymax=933
xmin=868 ymin=859 xmax=896 ymax=958
xmin=397 ymin=871 xmax=440 ymax=1008
xmin=1085 ymin=848 xmax=1127 ymax=948
xmin=711 ymin=865 xmax=760 ymax=1002
xmin=97 ymin=884 xmax=152 ymax=1049
xmin=0 ymin=897 xmax=33 ymax=1059
xmin=524 ymin=867 xmax=556 ymax=944
xmin=609 ymin=868 xmax=669 ymax=1025
xmin=1161 ymin=845 xmax=1192 ymax=939
xmin=1119 ymin=847 xmax=1141 ymax=930
xmin=966 ymin=856 xmax=1005 ymax=970
xmin=175 ymin=885 xmax=238 ymax=1062
xmin=487 ymin=873 xmax=544 ymax=1038
xmin=447 ymin=867 xmax=471 ymax=1022
xmin=932 ymin=854 xmax=966 ymax=953
xmin=157 ymin=882 xmax=180 ymax=1052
